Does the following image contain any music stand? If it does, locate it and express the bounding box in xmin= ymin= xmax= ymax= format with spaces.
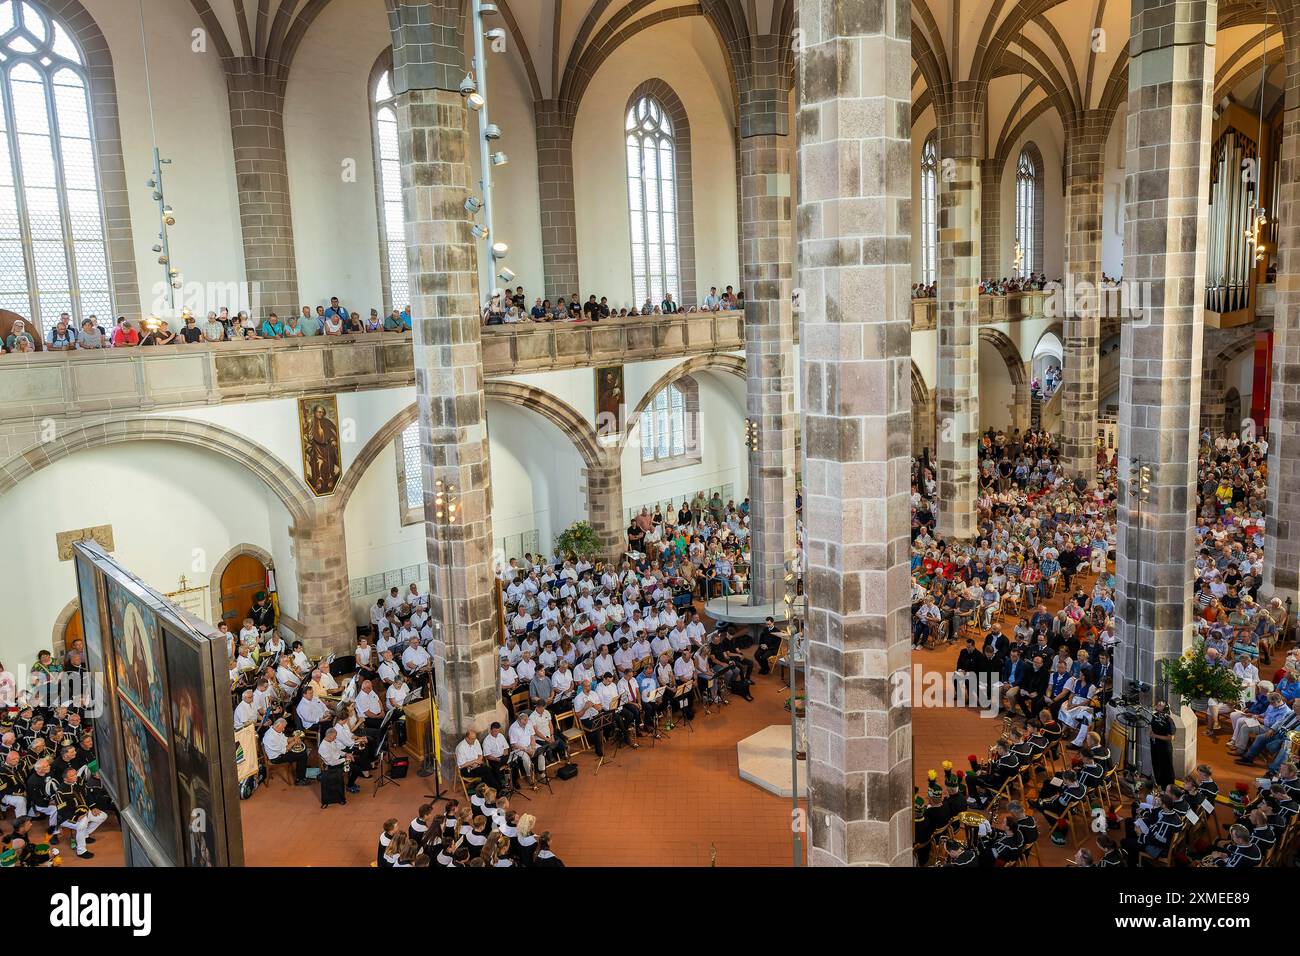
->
xmin=406 ymin=687 xmax=452 ymax=808
xmin=371 ymin=705 xmax=402 ymax=796
xmin=673 ymin=683 xmax=695 ymax=733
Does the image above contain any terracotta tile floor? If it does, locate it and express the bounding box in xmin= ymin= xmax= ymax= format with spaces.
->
xmin=70 ymin=622 xmax=802 ymax=868
xmin=912 ymin=565 xmax=1265 ymax=865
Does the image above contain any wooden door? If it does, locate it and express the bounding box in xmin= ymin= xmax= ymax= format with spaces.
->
xmin=220 ymin=554 xmax=267 ymax=627
xmin=64 ymin=609 xmax=84 ymax=651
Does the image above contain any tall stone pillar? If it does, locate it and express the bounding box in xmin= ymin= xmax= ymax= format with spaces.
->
xmin=290 ymin=507 xmax=355 ymax=655
xmin=1264 ymin=24 xmax=1300 ymax=604
xmin=585 ymin=458 xmax=625 ymax=566
xmin=390 ymin=2 xmax=503 ymax=763
xmin=935 ymin=83 xmax=984 ymax=541
xmin=739 ymin=42 xmax=797 ymax=605
xmin=535 ymin=101 xmax=581 ymax=301
xmin=224 ymin=60 xmax=299 ymax=320
xmin=1061 ymin=112 xmax=1109 ymax=483
xmin=980 ymin=158 xmax=1002 ymax=281
xmin=798 ymin=0 xmax=912 ymax=867
xmin=1113 ymin=0 xmax=1217 ymax=779
xmin=1199 ymin=361 xmax=1226 ymax=437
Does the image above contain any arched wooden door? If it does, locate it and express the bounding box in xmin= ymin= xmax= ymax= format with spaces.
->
xmin=220 ymin=554 xmax=268 ymax=627
xmin=64 ymin=609 xmax=84 ymax=651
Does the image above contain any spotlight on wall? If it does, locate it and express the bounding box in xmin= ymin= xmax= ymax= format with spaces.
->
xmin=157 ymin=255 xmax=168 ymax=265
xmin=145 ymin=178 xmax=156 ymax=189
xmin=467 ymin=91 xmax=485 ymax=111
xmin=164 ymin=214 xmax=176 ymax=226
xmin=459 ymin=73 xmax=478 ymax=96
xmin=152 ymin=190 xmax=163 ymax=201
xmin=465 ymin=195 xmax=483 ymax=214
xmin=744 ymin=418 xmax=761 ymax=452
xmin=484 ymin=28 xmax=506 ymax=42
xmin=491 ymin=241 xmax=509 ymax=260
xmin=479 ymin=3 xmax=499 ymax=14
xmin=471 ymin=223 xmax=489 ymax=240
xmin=490 ymin=151 xmax=508 ymax=167
xmin=151 ymin=244 xmax=162 ymax=253
xmin=497 ymin=268 xmax=515 ymax=283
xmin=484 ymin=123 xmax=501 ymax=141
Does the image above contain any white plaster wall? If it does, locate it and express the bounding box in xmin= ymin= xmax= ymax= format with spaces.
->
xmin=620 ymin=370 xmax=747 ymax=516
xmin=572 ymin=18 xmax=739 ymax=307
xmin=978 ymin=339 xmax=1016 ymax=432
xmin=284 ymin=0 xmax=390 ymax=314
xmin=0 ymin=441 xmax=294 ymax=669
xmin=1226 ymin=348 xmax=1256 ymax=424
xmin=85 ymin=0 xmax=244 ymax=315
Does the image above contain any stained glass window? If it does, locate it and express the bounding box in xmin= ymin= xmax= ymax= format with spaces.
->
xmin=626 ymin=96 xmax=678 ymax=308
xmin=373 ymin=69 xmax=409 ymax=313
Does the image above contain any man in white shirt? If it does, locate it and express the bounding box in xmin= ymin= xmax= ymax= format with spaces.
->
xmin=296 ymin=686 xmax=330 ymax=734
xmin=669 ymin=620 xmax=692 ymax=652
xmin=354 ymin=679 xmax=384 ymax=728
xmin=527 ymin=700 xmax=567 ymax=767
xmin=455 ymin=728 xmax=503 ymax=789
xmin=401 ymin=636 xmax=432 ymax=684
xmin=593 ymin=645 xmax=617 ymax=679
xmin=406 ymin=582 xmax=427 ymax=609
xmin=377 ymin=650 xmax=402 ymax=686
xmin=596 ymin=672 xmax=638 ymax=747
xmin=233 ymin=690 xmax=259 ymax=730
xmin=516 ymin=651 xmax=537 ymax=683
xmin=384 ymin=587 xmax=403 ymax=612
xmin=376 ymin=626 xmax=399 ymax=657
xmin=613 ymin=637 xmax=636 ymax=674
xmin=318 ymin=726 xmax=361 ymax=794
xmin=275 ymin=654 xmax=301 ymax=694
xmin=481 ymin=722 xmax=515 ymax=786
xmin=573 ymin=679 xmax=606 ymax=757
xmin=369 ymin=599 xmax=389 ymax=632
xmin=551 ymin=660 xmax=576 ymax=712
xmin=508 ymin=711 xmax=540 ymax=782
xmin=263 ymin=717 xmax=309 ymax=784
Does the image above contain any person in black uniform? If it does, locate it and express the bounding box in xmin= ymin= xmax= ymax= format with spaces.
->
xmin=753 ymin=618 xmax=783 ymax=675
xmin=249 ymin=592 xmax=277 ymax=636
xmin=943 ymin=838 xmax=977 ymax=866
xmin=967 ymin=741 xmax=1019 ymax=806
xmin=980 ymin=813 xmax=1025 ymax=866
xmin=1148 ymin=699 xmax=1176 ymax=790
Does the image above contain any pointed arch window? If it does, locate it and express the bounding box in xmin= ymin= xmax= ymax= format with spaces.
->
xmin=626 ymin=95 xmax=679 ymax=307
xmin=920 ymin=133 xmax=938 ymax=285
xmin=638 ymin=378 xmax=699 ymax=473
xmin=372 ymin=68 xmax=409 ymax=314
xmin=1015 ymin=146 xmax=1043 ymax=276
xmin=0 ymin=0 xmax=112 ymax=329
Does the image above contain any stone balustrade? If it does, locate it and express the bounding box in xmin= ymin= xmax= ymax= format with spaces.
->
xmin=909 ymin=290 xmax=1049 ymax=330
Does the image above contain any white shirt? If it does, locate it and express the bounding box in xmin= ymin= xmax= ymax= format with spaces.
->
xmin=355 ymin=689 xmax=383 ymax=718
xmin=402 ymin=645 xmax=431 ymax=671
xmin=595 ymin=681 xmax=620 ymax=710
xmin=552 ymin=669 xmax=574 ymax=695
xmin=387 ymin=682 xmax=409 ymax=708
xmin=319 ymin=737 xmax=346 ymax=767
xmin=508 ymin=721 xmax=535 ymax=751
xmin=296 ymin=695 xmax=328 ymax=727
xmin=528 ymin=709 xmax=554 ymax=741
xmin=378 ymin=659 xmax=401 ymax=683
xmin=516 ymin=659 xmax=536 ymax=681
xmin=482 ymin=732 xmax=509 ymax=759
xmin=673 ymin=657 xmax=695 ymax=682
xmin=574 ymin=689 xmax=601 ymax=718
xmin=263 ymin=727 xmax=289 ymax=761
xmin=233 ymin=700 xmax=258 ymax=729
xmin=594 ymin=653 xmax=616 ymax=678
xmin=456 ymin=738 xmax=484 ymax=768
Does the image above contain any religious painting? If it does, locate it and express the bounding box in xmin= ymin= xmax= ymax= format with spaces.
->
xmin=119 ymin=695 xmax=180 ymax=864
xmin=595 ymin=365 xmax=624 ymax=442
xmin=164 ymin=627 xmax=215 ymax=867
xmin=107 ymin=574 xmax=168 ymax=739
xmin=74 ymin=552 xmax=122 ymax=801
xmin=298 ymin=395 xmax=343 ymax=496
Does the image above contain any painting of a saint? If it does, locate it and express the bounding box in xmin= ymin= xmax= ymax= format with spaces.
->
xmin=298 ymin=397 xmax=342 ymax=496
xmin=119 ymin=696 xmax=179 ymax=863
xmin=595 ymin=366 xmax=624 ymax=441
xmin=107 ymin=576 xmax=167 ymax=738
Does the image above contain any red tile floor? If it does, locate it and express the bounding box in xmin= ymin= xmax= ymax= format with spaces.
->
xmin=65 ymin=619 xmax=802 ymax=868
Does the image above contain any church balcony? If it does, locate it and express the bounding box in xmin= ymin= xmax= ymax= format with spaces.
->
xmin=908 ymin=290 xmax=1049 ymax=331
xmin=0 ymin=311 xmax=746 ymax=425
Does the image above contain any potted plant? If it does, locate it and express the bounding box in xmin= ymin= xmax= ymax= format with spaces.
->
xmin=783 ymin=693 xmax=805 ymax=716
xmin=554 ymin=521 xmax=601 ymax=561
xmin=1160 ymin=640 xmax=1244 ymax=713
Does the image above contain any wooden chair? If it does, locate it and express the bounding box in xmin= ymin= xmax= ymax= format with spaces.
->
xmin=555 ymin=709 xmax=589 ymax=757
xmin=456 ymin=765 xmax=482 ymax=799
xmin=1140 ymin=826 xmax=1186 ymax=867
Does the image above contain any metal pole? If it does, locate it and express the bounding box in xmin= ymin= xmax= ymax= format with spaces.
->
xmin=471 ymin=0 xmax=495 ymax=306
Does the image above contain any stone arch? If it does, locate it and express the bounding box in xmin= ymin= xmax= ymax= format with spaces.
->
xmin=0 ymin=417 xmax=316 ymax=524
xmin=911 ymin=361 xmax=935 ymax=455
xmin=32 ymin=0 xmax=141 ymax=319
xmin=335 ymin=403 xmax=420 ymax=511
xmin=623 ymin=353 xmax=747 ymax=445
xmin=50 ymin=597 xmax=80 ymax=656
xmin=979 ymin=328 xmax=1031 ymax=433
xmin=624 ymin=79 xmax=698 ymax=309
xmin=209 ymin=543 xmax=277 ymax=627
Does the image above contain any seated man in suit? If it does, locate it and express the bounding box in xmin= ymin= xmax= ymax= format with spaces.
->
xmin=753 ymin=618 xmax=783 ymax=675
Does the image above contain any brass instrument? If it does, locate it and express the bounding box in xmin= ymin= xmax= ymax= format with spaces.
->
xmin=289 ymin=730 xmax=307 ymax=754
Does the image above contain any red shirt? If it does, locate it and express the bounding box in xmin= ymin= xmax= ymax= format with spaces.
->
xmin=112 ymin=326 xmax=140 ymax=346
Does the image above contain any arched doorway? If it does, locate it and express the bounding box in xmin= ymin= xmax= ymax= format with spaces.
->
xmin=219 ymin=554 xmax=269 ymax=628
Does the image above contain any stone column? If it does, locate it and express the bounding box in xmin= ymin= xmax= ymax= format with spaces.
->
xmin=389 ymin=4 xmax=504 ymax=762
xmin=224 ymin=60 xmax=299 ymax=320
xmin=291 ymin=507 xmax=355 ymax=655
xmin=1113 ymin=0 xmax=1217 ymax=779
xmin=739 ymin=45 xmax=797 ymax=605
xmin=1199 ymin=361 xmax=1226 ymax=437
xmin=980 ymin=158 xmax=1002 ymax=281
xmin=535 ymin=101 xmax=580 ymax=301
xmin=1264 ymin=27 xmax=1300 ymax=603
xmin=798 ymin=0 xmax=912 ymax=867
xmin=1061 ymin=112 xmax=1109 ymax=484
xmin=935 ymin=83 xmax=984 ymax=541
xmin=585 ymin=458 xmax=625 ymax=566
